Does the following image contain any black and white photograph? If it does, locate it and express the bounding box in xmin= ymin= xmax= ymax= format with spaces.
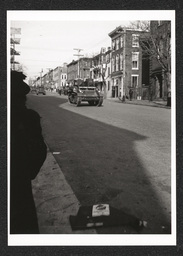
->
xmin=7 ymin=10 xmax=175 ymax=246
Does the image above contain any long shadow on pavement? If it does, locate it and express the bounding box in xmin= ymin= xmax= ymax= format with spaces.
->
xmin=27 ymin=95 xmax=171 ymax=234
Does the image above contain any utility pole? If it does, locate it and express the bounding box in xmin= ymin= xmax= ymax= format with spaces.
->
xmin=73 ymin=48 xmax=84 ymax=79
xmin=40 ymin=69 xmax=43 ymax=87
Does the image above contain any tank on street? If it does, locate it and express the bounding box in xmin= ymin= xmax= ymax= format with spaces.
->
xmin=68 ymin=79 xmax=103 ymax=107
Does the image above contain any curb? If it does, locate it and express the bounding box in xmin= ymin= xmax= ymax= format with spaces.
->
xmin=107 ymin=99 xmax=170 ymax=109
xmin=42 ymin=92 xmax=170 ymax=109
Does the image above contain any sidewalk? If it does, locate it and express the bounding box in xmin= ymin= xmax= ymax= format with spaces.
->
xmin=107 ymin=97 xmax=171 ymax=109
xmin=32 ymin=148 xmax=96 ymax=234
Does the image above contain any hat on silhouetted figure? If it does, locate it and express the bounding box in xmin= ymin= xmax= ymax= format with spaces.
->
xmin=11 ymin=70 xmax=30 ymax=97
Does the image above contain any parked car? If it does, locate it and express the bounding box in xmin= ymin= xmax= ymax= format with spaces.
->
xmin=36 ymin=87 xmax=46 ymax=95
xmin=30 ymin=88 xmax=37 ymax=94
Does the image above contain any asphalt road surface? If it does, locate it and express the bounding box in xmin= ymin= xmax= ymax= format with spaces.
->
xmin=27 ymin=91 xmax=172 ymax=234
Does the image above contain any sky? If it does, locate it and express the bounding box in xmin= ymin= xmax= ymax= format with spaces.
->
xmin=8 ymin=10 xmax=174 ymax=80
xmin=9 ymin=19 xmax=130 ymax=79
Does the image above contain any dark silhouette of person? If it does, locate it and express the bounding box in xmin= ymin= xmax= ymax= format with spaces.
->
xmin=129 ymin=88 xmax=133 ymax=101
xmin=10 ymin=70 xmax=47 ymax=234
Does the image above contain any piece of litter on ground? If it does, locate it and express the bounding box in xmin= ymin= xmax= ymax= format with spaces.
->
xmin=92 ymin=204 xmax=110 ymax=217
xmin=161 ymin=226 xmax=165 ymax=229
xmin=139 ymin=220 xmax=147 ymax=228
xmin=53 ymin=152 xmax=60 ymax=155
xmin=143 ymin=221 xmax=148 ymax=227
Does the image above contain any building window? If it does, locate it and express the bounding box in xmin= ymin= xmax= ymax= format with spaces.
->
xmin=108 ymin=67 xmax=110 ymax=76
xmin=112 ymin=56 xmax=115 ymax=72
xmin=116 ymin=54 xmax=119 ymax=71
xmin=132 ymin=34 xmax=139 ymax=47
xmin=120 ymin=36 xmax=124 ymax=48
xmin=112 ymin=40 xmax=116 ymax=50
xmin=132 ymin=52 xmax=139 ymax=69
xmin=108 ymin=81 xmax=110 ymax=91
xmin=131 ymin=75 xmax=138 ymax=88
xmin=120 ymin=53 xmax=123 ymax=70
xmin=116 ymin=38 xmax=119 ymax=50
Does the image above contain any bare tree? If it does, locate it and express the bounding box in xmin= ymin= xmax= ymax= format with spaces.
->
xmin=129 ymin=20 xmax=150 ymax=31
xmin=129 ymin=20 xmax=171 ymax=105
xmin=16 ymin=63 xmax=28 ymax=74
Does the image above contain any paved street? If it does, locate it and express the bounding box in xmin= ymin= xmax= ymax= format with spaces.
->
xmin=27 ymin=92 xmax=171 ymax=234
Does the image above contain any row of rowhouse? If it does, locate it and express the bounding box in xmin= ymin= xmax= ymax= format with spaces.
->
xmin=33 ymin=21 xmax=171 ymax=101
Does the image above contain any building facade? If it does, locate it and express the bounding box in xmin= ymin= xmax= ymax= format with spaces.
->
xmin=52 ymin=63 xmax=68 ymax=90
xmin=42 ymin=73 xmax=47 ymax=88
xmin=105 ymin=47 xmax=112 ymax=98
xmin=78 ymin=57 xmax=92 ymax=80
xmin=53 ymin=66 xmax=62 ymax=90
xmin=108 ymin=26 xmax=149 ymax=99
xmin=60 ymin=63 xmax=68 ymax=88
xmin=32 ymin=23 xmax=170 ymax=102
xmin=67 ymin=60 xmax=78 ymax=85
xmin=48 ymin=69 xmax=54 ymax=90
xmin=67 ymin=58 xmax=92 ymax=86
xmin=150 ymin=21 xmax=171 ymax=101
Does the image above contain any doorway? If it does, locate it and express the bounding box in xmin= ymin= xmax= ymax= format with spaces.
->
xmin=156 ymin=74 xmax=163 ymax=98
xmin=115 ymin=86 xmax=118 ymax=98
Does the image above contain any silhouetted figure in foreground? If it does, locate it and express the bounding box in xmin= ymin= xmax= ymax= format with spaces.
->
xmin=10 ymin=71 xmax=47 ymax=234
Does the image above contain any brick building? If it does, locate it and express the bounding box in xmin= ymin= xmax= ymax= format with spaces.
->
xmin=60 ymin=63 xmax=68 ymax=88
xmin=150 ymin=21 xmax=171 ymax=101
xmin=53 ymin=66 xmax=62 ymax=90
xmin=46 ymin=69 xmax=54 ymax=90
xmin=67 ymin=58 xmax=92 ymax=86
xmin=52 ymin=64 xmax=68 ymax=91
xmin=42 ymin=73 xmax=47 ymax=88
xmin=78 ymin=57 xmax=92 ymax=80
xmin=105 ymin=47 xmax=112 ymax=98
xmin=67 ymin=60 xmax=78 ymax=85
xmin=108 ymin=26 xmax=150 ymax=99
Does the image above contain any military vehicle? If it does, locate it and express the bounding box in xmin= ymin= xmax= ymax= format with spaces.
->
xmin=68 ymin=79 xmax=103 ymax=107
xmin=36 ymin=86 xmax=46 ymax=95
